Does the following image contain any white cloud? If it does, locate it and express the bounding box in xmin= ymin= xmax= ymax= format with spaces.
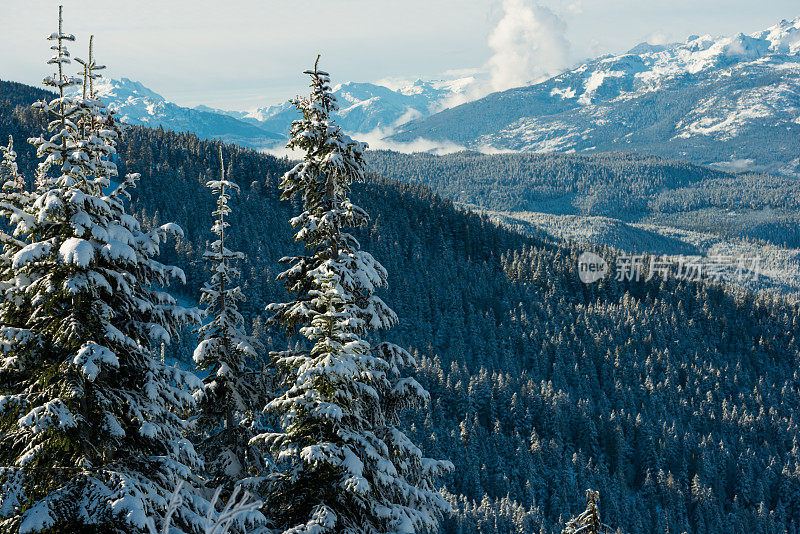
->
xmin=355 ymin=127 xmax=469 ymax=155
xmin=646 ymin=30 xmax=675 ymax=46
xmin=486 ymin=0 xmax=571 ymax=92
xmin=392 ymin=108 xmax=424 ymax=127
xmin=429 ymin=0 xmax=574 ymax=108
xmin=261 ymin=126 xmax=517 ymax=159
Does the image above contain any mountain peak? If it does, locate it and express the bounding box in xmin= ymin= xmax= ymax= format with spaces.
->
xmin=752 ymin=14 xmax=800 ymax=54
xmin=626 ymin=42 xmax=671 ymax=55
xmin=91 ymin=76 xmax=167 ymax=104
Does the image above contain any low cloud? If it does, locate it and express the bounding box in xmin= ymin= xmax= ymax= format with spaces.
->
xmin=261 ymin=126 xmax=516 ymax=159
xmin=392 ymin=108 xmax=424 ymax=127
xmin=355 ymin=127 xmax=470 ymax=155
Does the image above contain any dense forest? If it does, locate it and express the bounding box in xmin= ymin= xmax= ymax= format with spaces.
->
xmin=366 ymin=150 xmax=800 ymax=249
xmin=2 ymin=78 xmax=800 ymax=533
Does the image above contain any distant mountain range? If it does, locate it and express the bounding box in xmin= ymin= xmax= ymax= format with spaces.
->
xmin=392 ymin=16 xmax=800 ymax=176
xmin=74 ymin=15 xmax=800 ymax=176
xmin=79 ymin=76 xmax=475 ymax=149
xmin=84 ymin=78 xmax=284 ymax=148
xmin=200 ymin=77 xmax=475 ymax=136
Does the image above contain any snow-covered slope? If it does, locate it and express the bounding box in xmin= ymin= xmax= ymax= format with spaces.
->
xmin=392 ymin=16 xmax=800 ymax=176
xmin=78 ymin=78 xmax=283 ymax=148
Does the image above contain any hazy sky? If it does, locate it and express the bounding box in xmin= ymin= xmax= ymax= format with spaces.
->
xmin=1 ymin=0 xmax=799 ymax=110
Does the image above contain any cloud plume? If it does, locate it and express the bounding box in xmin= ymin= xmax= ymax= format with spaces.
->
xmin=486 ymin=0 xmax=571 ymax=92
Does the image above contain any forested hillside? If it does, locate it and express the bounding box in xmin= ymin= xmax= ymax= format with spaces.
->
xmin=3 ymin=80 xmax=800 ymax=533
xmin=366 ymin=150 xmax=800 ymax=248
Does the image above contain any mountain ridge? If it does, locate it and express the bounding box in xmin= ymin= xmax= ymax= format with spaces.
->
xmin=72 ymin=77 xmax=284 ymax=148
xmin=199 ymin=77 xmax=475 ymax=136
xmin=79 ymin=75 xmax=474 ymax=146
xmin=390 ymin=15 xmax=800 ymax=175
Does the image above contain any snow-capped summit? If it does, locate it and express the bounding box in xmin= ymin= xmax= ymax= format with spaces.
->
xmin=81 ymin=77 xmax=170 ymax=126
xmin=575 ymin=54 xmax=646 ymax=105
xmin=753 ymin=16 xmax=800 ymax=55
xmin=392 ymin=14 xmax=800 ymax=177
xmin=91 ymin=77 xmax=166 ymax=106
xmin=626 ymin=42 xmax=675 ymax=56
xmin=71 ymin=77 xmax=283 ymax=148
xmin=205 ymin=75 xmax=476 ymax=137
xmin=382 ymin=76 xmax=477 ymax=100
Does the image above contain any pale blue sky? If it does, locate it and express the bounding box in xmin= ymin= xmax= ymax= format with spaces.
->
xmin=1 ymin=0 xmax=799 ymax=110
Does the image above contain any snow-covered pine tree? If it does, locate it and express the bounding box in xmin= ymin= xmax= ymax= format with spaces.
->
xmin=0 ymin=10 xmax=225 ymax=533
xmin=0 ymin=135 xmax=33 ymax=222
xmin=257 ymin=57 xmax=453 ymax=534
xmin=562 ymin=490 xmax=614 ymax=534
xmin=193 ymin=147 xmax=265 ymax=493
xmin=75 ymin=35 xmax=103 ymax=100
xmin=0 ymin=135 xmax=34 ymax=306
xmin=0 ymin=136 xmax=25 ymax=194
xmin=74 ymin=33 xmax=119 ymax=187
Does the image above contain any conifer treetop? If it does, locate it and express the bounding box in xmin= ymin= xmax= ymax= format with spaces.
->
xmin=562 ymin=490 xmax=614 ymax=534
xmin=0 ymin=136 xmax=21 ymax=189
xmin=76 ymin=35 xmax=106 ymax=99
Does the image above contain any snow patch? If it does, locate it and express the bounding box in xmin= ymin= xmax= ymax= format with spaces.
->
xmin=59 ymin=237 xmax=94 ymax=268
xmin=73 ymin=343 xmax=119 ymax=381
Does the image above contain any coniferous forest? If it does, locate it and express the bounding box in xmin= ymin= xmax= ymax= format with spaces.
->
xmin=1 ymin=8 xmax=800 ymax=534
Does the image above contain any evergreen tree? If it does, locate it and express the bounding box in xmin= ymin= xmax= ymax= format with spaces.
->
xmin=562 ymin=490 xmax=613 ymax=534
xmin=74 ymin=33 xmax=120 ymax=191
xmin=0 ymin=136 xmax=26 ymax=198
xmin=0 ymin=134 xmax=33 ymax=227
xmin=0 ymin=10 xmax=217 ymax=532
xmin=257 ymin=58 xmax=452 ymax=534
xmin=75 ymin=35 xmax=103 ymax=101
xmin=193 ymin=147 xmax=265 ymax=493
xmin=0 ymin=134 xmax=34 ymax=308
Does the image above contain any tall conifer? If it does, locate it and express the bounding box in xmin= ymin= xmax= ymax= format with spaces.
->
xmin=562 ymin=490 xmax=614 ymax=534
xmin=0 ymin=9 xmax=217 ymax=532
xmin=258 ymin=58 xmax=452 ymax=534
xmin=193 ymin=148 xmax=265 ymax=493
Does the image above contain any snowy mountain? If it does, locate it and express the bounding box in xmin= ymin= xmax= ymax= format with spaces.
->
xmin=205 ymin=76 xmax=476 ymax=137
xmin=79 ymin=78 xmax=283 ymax=148
xmin=69 ymin=75 xmax=476 ymax=150
xmin=391 ymin=16 xmax=800 ymax=176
